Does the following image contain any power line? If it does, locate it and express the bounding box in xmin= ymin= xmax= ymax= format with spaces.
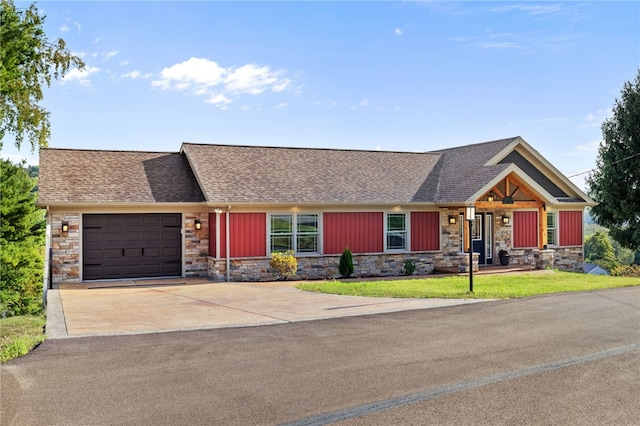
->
xmin=567 ymin=152 xmax=640 ymax=179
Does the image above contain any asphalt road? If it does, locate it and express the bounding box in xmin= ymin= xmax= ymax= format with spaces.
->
xmin=2 ymin=287 xmax=639 ymax=425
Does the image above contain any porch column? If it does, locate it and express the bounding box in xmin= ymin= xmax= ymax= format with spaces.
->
xmin=539 ymin=206 xmax=547 ymax=249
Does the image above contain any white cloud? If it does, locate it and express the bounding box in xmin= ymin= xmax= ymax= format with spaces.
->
xmin=394 ymin=28 xmax=404 ymax=36
xmin=579 ymin=108 xmax=611 ymax=129
xmin=60 ymin=24 xmax=70 ymax=33
xmin=62 ymin=66 xmax=100 ymax=87
xmin=351 ymin=99 xmax=370 ymax=110
xmin=121 ymin=70 xmax=151 ymax=79
xmin=74 ymin=21 xmax=81 ymax=33
xmin=119 ymin=60 xmax=129 ymax=66
xmin=104 ymin=51 xmax=119 ymax=60
xmin=274 ymin=102 xmax=288 ymax=109
xmin=152 ymin=57 xmax=292 ymax=108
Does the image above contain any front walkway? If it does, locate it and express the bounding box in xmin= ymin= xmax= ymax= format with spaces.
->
xmin=47 ymin=278 xmax=492 ymax=338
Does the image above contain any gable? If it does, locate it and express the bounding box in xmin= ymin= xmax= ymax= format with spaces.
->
xmin=498 ymin=151 xmax=570 ymax=199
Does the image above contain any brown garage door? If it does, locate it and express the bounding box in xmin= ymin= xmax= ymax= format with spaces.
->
xmin=83 ymin=214 xmax=181 ymax=280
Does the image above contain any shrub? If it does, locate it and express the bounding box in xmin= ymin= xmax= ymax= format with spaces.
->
xmin=269 ymin=250 xmax=298 ymax=280
xmin=610 ymin=264 xmax=640 ymax=277
xmin=402 ymin=259 xmax=417 ymax=275
xmin=339 ymin=247 xmax=354 ymax=278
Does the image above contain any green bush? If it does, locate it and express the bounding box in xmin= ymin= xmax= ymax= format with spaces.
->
xmin=339 ymin=247 xmax=354 ymax=278
xmin=269 ymin=250 xmax=298 ymax=280
xmin=402 ymin=259 xmax=417 ymax=275
xmin=610 ymin=264 xmax=640 ymax=277
xmin=1 ymin=160 xmax=45 ymax=317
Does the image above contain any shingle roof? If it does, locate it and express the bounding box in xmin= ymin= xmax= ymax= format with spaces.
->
xmin=40 ymin=136 xmax=576 ymax=206
xmin=38 ymin=149 xmax=205 ymax=204
xmin=181 ymin=143 xmax=442 ymax=204
xmin=424 ymin=137 xmax=518 ymax=202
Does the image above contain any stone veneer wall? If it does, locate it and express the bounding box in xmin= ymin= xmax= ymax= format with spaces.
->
xmin=184 ymin=212 xmax=209 ymax=277
xmin=553 ymin=246 xmax=583 ymax=272
xmin=208 ymin=252 xmax=441 ymax=282
xmin=51 ymin=213 xmax=81 ymax=283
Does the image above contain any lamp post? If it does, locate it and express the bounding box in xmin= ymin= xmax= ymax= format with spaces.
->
xmin=465 ymin=205 xmax=476 ymax=293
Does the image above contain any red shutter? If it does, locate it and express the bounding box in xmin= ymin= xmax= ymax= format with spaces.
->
xmin=559 ymin=211 xmax=583 ymax=246
xmin=323 ymin=212 xmax=383 ymax=254
xmin=230 ymin=213 xmax=266 ymax=257
xmin=513 ymin=211 xmax=538 ymax=248
xmin=411 ymin=212 xmax=440 ymax=251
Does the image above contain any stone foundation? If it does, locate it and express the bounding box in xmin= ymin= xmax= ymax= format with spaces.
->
xmin=458 ymin=252 xmax=479 ymax=273
xmin=553 ymin=246 xmax=583 ymax=272
xmin=208 ymin=252 xmax=441 ymax=282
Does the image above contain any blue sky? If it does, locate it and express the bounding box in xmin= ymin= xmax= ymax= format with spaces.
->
xmin=3 ymin=1 xmax=639 ymax=190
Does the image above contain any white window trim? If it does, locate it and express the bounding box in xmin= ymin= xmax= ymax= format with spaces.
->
xmin=547 ymin=211 xmax=558 ymax=247
xmin=384 ymin=212 xmax=410 ymax=252
xmin=267 ymin=212 xmax=321 ymax=255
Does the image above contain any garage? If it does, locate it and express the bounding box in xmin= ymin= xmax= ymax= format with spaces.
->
xmin=83 ymin=214 xmax=182 ymax=280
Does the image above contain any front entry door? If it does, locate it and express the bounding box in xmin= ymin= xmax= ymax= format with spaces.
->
xmin=472 ymin=213 xmax=493 ymax=265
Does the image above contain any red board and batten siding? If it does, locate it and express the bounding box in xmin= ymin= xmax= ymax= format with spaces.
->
xmin=559 ymin=211 xmax=583 ymax=246
xmin=513 ymin=211 xmax=538 ymax=248
xmin=410 ymin=212 xmax=440 ymax=251
xmin=208 ymin=213 xmax=266 ymax=258
xmin=323 ymin=212 xmax=383 ymax=254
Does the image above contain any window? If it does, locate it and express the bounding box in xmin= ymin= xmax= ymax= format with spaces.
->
xmin=297 ymin=214 xmax=319 ymax=253
xmin=386 ymin=213 xmax=407 ymax=251
xmin=270 ymin=213 xmax=319 ymax=254
xmin=270 ymin=214 xmax=293 ymax=253
xmin=547 ymin=212 xmax=557 ymax=246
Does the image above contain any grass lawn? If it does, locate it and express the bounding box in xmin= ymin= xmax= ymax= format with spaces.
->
xmin=1 ymin=314 xmax=46 ymax=363
xmin=296 ymin=271 xmax=640 ymax=299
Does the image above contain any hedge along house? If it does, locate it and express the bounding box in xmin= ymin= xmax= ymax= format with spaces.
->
xmin=37 ymin=136 xmax=594 ymax=286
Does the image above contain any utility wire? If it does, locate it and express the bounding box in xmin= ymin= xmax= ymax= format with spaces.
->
xmin=567 ymin=152 xmax=640 ymax=179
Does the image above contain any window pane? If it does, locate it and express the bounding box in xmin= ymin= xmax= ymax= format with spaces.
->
xmin=271 ymin=215 xmax=292 ymax=233
xmin=297 ymin=235 xmax=318 ymax=253
xmin=271 ymin=235 xmax=292 ymax=253
xmin=387 ymin=232 xmax=406 ymax=250
xmin=297 ymin=214 xmax=318 ymax=233
xmin=387 ymin=214 xmax=406 ymax=231
xmin=547 ymin=230 xmax=556 ymax=245
xmin=547 ymin=212 xmax=556 ymax=228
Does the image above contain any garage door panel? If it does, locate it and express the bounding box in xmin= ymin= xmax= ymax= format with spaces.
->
xmin=162 ymin=215 xmax=181 ymax=227
xmin=83 ymin=214 xmax=181 ymax=280
xmin=143 ymin=247 xmax=160 ymax=258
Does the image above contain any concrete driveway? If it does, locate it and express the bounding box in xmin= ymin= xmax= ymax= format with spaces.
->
xmin=47 ymin=278 xmax=488 ymax=338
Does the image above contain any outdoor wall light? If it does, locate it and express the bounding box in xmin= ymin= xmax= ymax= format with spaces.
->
xmin=61 ymin=222 xmax=69 ymax=233
xmin=487 ymin=192 xmax=495 ymax=203
xmin=448 ymin=215 xmax=457 ymax=225
xmin=465 ymin=206 xmax=476 ymax=221
xmin=502 ymin=216 xmax=510 ymax=225
xmin=195 ymin=219 xmax=202 ymax=230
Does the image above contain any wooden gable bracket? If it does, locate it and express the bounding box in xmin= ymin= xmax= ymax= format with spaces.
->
xmin=475 ymin=174 xmax=544 ymax=210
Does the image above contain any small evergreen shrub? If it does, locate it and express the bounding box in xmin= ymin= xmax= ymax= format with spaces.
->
xmin=339 ymin=247 xmax=354 ymax=278
xmin=402 ymin=259 xmax=417 ymax=275
xmin=610 ymin=264 xmax=640 ymax=277
xmin=269 ymin=250 xmax=298 ymax=280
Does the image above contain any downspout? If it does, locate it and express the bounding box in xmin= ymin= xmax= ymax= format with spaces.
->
xmin=226 ymin=205 xmax=231 ymax=282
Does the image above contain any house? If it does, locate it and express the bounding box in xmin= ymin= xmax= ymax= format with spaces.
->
xmin=37 ymin=136 xmax=594 ymax=285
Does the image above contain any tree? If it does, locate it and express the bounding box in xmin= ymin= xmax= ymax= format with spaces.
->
xmin=587 ymin=69 xmax=640 ymax=251
xmin=0 ymin=159 xmax=45 ymax=316
xmin=0 ymin=0 xmax=84 ymax=151
xmin=339 ymin=247 xmax=354 ymax=278
xmin=584 ymin=231 xmax=618 ymax=271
